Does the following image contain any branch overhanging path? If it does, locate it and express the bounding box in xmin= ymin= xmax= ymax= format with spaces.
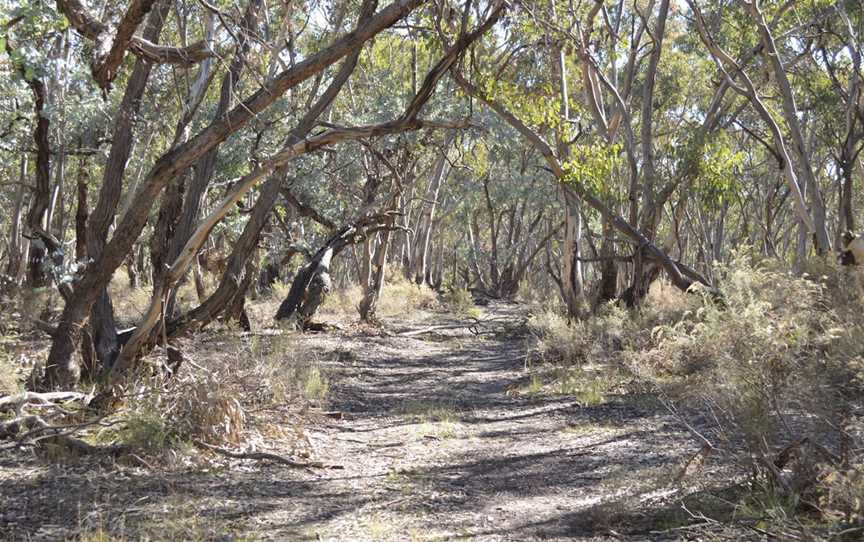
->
xmin=105 ymin=0 xmax=508 ymax=386
xmin=42 ymin=0 xmax=429 ymax=388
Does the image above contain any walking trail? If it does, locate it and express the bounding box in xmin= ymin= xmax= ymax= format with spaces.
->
xmin=1 ymin=303 xmax=727 ymax=541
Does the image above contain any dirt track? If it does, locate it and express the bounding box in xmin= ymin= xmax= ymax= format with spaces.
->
xmin=1 ymin=304 xmax=738 ymax=541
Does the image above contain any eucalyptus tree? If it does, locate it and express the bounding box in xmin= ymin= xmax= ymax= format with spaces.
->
xmin=813 ymin=1 xmax=864 ymax=238
xmin=17 ymin=0 xmax=430 ymax=388
xmin=1 ymin=0 xmax=862 ymax=396
xmin=452 ymin=0 xmax=719 ymax=311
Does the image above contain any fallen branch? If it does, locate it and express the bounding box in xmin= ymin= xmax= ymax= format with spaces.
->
xmin=0 ymin=415 xmax=125 ymax=456
xmin=396 ymin=320 xmax=482 ymax=337
xmin=0 ymin=391 xmax=91 ymax=414
xmin=193 ymin=439 xmax=343 ymax=469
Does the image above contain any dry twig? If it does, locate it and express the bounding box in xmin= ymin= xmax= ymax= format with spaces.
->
xmin=193 ymin=439 xmax=343 ymax=470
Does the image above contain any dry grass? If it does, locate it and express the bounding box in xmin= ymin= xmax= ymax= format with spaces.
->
xmin=398 ymin=400 xmax=462 ymax=439
xmin=108 ymin=270 xmax=221 ymax=326
xmin=626 ymin=255 xmax=857 ymax=447
xmin=107 ymin=374 xmax=246 ymax=455
xmin=0 ymin=341 xmax=21 ymax=395
xmin=107 ymin=274 xmax=152 ymax=325
xmin=527 ymin=300 xmax=631 ymax=366
xmin=76 ymin=494 xmax=257 ymax=542
xmin=92 ymin=330 xmax=330 ymax=459
xmin=527 ymin=253 xmax=864 ymax=533
xmin=442 ymin=287 xmax=477 ymax=317
xmin=261 ymin=275 xmax=440 ymax=323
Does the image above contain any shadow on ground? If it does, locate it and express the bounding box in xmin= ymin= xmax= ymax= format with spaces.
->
xmin=0 ymin=303 xmax=741 ymax=541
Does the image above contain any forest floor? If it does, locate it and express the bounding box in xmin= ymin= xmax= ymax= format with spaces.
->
xmin=0 ymin=301 xmax=749 ymax=541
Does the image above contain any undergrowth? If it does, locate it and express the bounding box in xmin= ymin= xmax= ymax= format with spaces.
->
xmin=0 ymin=338 xmax=20 ymax=395
xmin=442 ymin=287 xmax=480 ymax=318
xmin=100 ymin=331 xmax=330 ymax=459
xmin=527 ymin=254 xmax=864 ymax=536
xmin=255 ymin=274 xmax=439 ymax=324
xmin=311 ymin=275 xmax=439 ymax=320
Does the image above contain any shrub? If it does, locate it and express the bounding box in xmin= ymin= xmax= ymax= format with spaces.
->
xmin=376 ymin=276 xmax=439 ymax=316
xmin=119 ymin=374 xmax=246 ymax=453
xmin=630 ymin=256 xmax=850 ymax=445
xmin=527 ymin=253 xmax=864 ymax=530
xmin=443 ymin=287 xmax=476 ymax=316
xmin=527 ymin=301 xmax=630 ymax=366
xmin=628 ymin=255 xmax=864 ymax=527
xmin=119 ymin=401 xmax=185 ymax=453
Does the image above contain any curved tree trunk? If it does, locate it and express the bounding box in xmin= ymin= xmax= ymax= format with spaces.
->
xmin=82 ymin=0 xmax=173 ymax=384
xmin=45 ymin=0 xmax=423 ymax=389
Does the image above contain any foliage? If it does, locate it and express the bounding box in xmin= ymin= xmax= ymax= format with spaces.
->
xmin=530 ymin=255 xmax=864 ymax=531
xmin=691 ymin=137 xmax=745 ymax=210
xmin=442 ymin=286 xmax=476 ymax=316
xmin=562 ymin=143 xmax=624 ymax=201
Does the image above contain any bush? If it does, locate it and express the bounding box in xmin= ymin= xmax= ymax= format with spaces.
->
xmin=528 ymin=253 xmax=864 ymax=531
xmin=119 ymin=374 xmax=246 ymax=453
xmin=633 ymin=256 xmax=864 ymax=529
xmin=443 ymin=287 xmax=476 ymax=316
xmin=376 ymin=276 xmax=439 ymax=316
xmin=527 ymin=301 xmax=630 ymax=365
xmin=630 ymin=256 xmax=853 ymax=444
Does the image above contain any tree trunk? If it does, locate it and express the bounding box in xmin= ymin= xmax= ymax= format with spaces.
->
xmin=157 ymin=0 xmax=260 ymax=306
xmin=561 ymin=192 xmax=585 ymax=318
xmin=74 ymin=157 xmax=89 ymax=262
xmin=595 ymin=218 xmax=618 ymax=308
xmin=276 ymin=247 xmax=335 ymax=328
xmin=25 ymin=77 xmax=52 ymax=289
xmin=359 ymin=224 xmax=394 ymax=322
xmin=4 ymin=156 xmax=29 ymax=291
xmin=125 ymin=253 xmax=139 ymax=289
xmin=84 ymin=0 xmax=172 ymax=383
xmin=748 ymin=0 xmax=830 ymax=254
xmin=410 ymin=134 xmax=453 ymax=284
